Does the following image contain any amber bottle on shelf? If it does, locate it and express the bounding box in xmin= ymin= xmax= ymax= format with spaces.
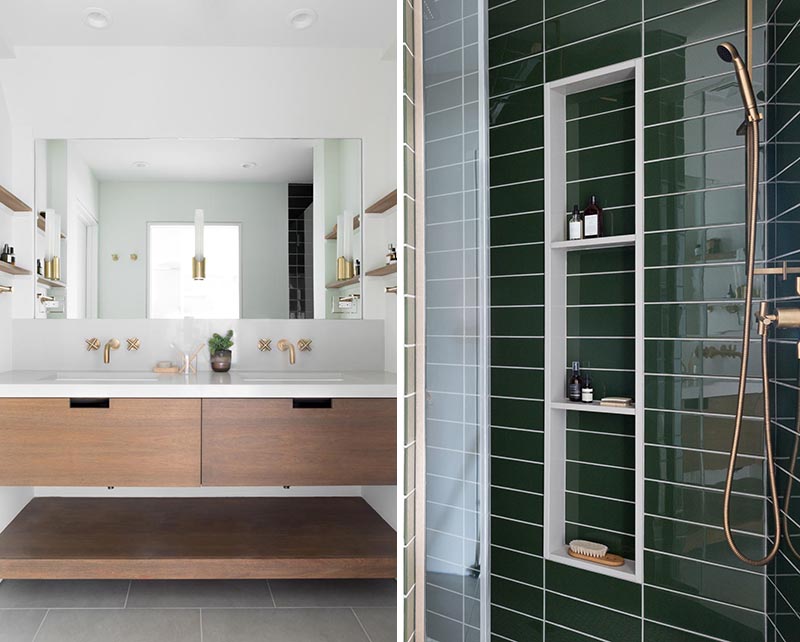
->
xmin=583 ymin=195 xmax=603 ymax=238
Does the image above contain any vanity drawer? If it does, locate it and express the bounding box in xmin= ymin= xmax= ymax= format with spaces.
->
xmin=202 ymin=398 xmax=396 ymax=486
xmin=0 ymin=398 xmax=201 ymax=486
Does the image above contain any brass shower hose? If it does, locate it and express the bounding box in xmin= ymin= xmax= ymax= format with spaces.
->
xmin=722 ymin=117 xmax=782 ymax=566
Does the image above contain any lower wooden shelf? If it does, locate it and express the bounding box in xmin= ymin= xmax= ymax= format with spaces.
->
xmin=0 ymin=497 xmax=396 ymax=580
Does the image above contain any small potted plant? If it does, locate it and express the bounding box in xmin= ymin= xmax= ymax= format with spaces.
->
xmin=208 ymin=330 xmax=234 ymax=373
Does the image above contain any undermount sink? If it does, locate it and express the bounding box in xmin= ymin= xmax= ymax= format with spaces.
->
xmin=54 ymin=372 xmax=160 ymax=383
xmin=239 ymin=371 xmax=344 ymax=383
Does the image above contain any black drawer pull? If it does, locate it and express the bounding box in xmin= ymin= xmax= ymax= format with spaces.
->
xmin=70 ymin=398 xmax=110 ymax=409
xmin=292 ymin=398 xmax=332 ymax=409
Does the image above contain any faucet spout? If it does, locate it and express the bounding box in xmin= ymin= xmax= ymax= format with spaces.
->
xmin=277 ymin=339 xmax=296 ymax=365
xmin=103 ymin=338 xmax=121 ymax=364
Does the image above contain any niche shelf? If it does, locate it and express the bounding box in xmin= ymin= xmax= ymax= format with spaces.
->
xmin=37 ymin=276 xmax=66 ymax=289
xmin=325 ymin=276 xmax=360 ymax=290
xmin=365 ymin=264 xmax=397 ymax=277
xmin=543 ymin=59 xmax=644 ymax=583
xmin=0 ymin=262 xmax=32 ymax=277
xmin=0 ymin=185 xmax=31 ymax=213
xmin=324 ymin=216 xmax=361 ymax=240
xmin=36 ymin=214 xmax=67 ymax=239
xmin=365 ymin=189 xmax=397 ymax=214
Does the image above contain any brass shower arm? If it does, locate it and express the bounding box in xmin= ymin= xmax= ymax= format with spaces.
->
xmin=752 ymin=262 xmax=800 ymax=279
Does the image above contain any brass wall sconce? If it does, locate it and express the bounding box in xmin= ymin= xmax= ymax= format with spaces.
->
xmin=258 ymin=338 xmax=272 ymax=352
xmin=85 ymin=338 xmax=101 ymax=351
xmin=126 ymin=338 xmax=141 ymax=351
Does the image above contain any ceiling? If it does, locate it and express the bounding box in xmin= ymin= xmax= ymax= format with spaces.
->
xmin=71 ymin=139 xmax=318 ymax=183
xmin=0 ymin=0 xmax=394 ymax=49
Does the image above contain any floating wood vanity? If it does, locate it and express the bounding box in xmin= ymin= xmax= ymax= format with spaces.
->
xmin=0 ymin=388 xmax=396 ymax=580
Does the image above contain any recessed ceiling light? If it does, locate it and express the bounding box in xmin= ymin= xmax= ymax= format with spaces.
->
xmin=241 ymin=162 xmax=258 ymax=169
xmin=132 ymin=161 xmax=149 ymax=169
xmin=83 ymin=7 xmax=112 ymax=30
xmin=287 ymin=8 xmax=318 ymax=30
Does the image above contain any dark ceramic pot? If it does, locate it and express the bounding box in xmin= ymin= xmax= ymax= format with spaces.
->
xmin=210 ymin=349 xmax=232 ymax=373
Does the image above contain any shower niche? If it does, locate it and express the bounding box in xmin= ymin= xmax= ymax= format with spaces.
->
xmin=543 ymin=59 xmax=644 ymax=582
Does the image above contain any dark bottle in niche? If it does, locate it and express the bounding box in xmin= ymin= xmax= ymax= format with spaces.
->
xmin=568 ymin=361 xmax=583 ymax=401
xmin=583 ymin=195 xmax=603 ymax=238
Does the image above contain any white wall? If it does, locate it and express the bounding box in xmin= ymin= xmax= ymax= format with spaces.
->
xmin=66 ymin=142 xmax=99 ymax=319
xmin=97 ymin=181 xmax=288 ymax=319
xmin=0 ymin=82 xmax=33 ymax=533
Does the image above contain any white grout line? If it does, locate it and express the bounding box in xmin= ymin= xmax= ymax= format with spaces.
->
xmin=123 ymin=580 xmax=132 ymax=608
xmin=199 ymin=608 xmax=204 ymax=642
xmin=30 ymin=609 xmax=49 ymax=642
xmin=351 ymin=607 xmax=374 ymax=642
xmin=266 ymin=580 xmax=276 ymax=608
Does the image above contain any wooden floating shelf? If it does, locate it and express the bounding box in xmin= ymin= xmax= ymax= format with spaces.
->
xmin=550 ymin=234 xmax=635 ymax=251
xmin=0 ymin=262 xmax=32 ymax=276
xmin=324 ymin=216 xmax=361 ymax=240
xmin=37 ymin=215 xmax=67 ymax=238
xmin=37 ymin=276 xmax=66 ymax=289
xmin=0 ymin=185 xmax=31 ymax=213
xmin=551 ymin=400 xmax=635 ymax=416
xmin=0 ymin=497 xmax=396 ymax=580
xmin=366 ymin=263 xmax=398 ymax=277
xmin=325 ymin=276 xmax=360 ymax=289
xmin=365 ymin=189 xmax=397 ymax=214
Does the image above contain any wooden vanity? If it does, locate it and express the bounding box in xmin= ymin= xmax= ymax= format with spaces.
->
xmin=0 ymin=397 xmax=396 ymax=580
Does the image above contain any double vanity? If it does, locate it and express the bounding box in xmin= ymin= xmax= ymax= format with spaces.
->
xmin=0 ymin=371 xmax=396 ymax=580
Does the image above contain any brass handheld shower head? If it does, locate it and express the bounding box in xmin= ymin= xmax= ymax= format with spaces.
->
xmin=716 ymin=42 xmax=761 ymax=123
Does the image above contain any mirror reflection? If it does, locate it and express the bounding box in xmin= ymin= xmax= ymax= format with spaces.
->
xmin=34 ymin=138 xmax=363 ymax=320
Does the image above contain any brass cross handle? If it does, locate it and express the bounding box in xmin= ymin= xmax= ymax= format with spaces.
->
xmin=85 ymin=338 xmax=100 ymax=351
xmin=126 ymin=338 xmax=141 ymax=351
xmin=258 ymin=338 xmax=272 ymax=352
xmin=298 ymin=339 xmax=312 ymax=352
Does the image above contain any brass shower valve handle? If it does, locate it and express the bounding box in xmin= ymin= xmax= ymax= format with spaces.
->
xmin=298 ymin=339 xmax=312 ymax=352
xmin=126 ymin=338 xmax=141 ymax=351
xmin=258 ymin=338 xmax=272 ymax=352
xmin=85 ymin=338 xmax=101 ymax=351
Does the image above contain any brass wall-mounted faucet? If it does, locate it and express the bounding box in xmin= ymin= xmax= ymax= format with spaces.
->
xmin=103 ymin=338 xmax=121 ymax=364
xmin=277 ymin=339 xmax=296 ymax=365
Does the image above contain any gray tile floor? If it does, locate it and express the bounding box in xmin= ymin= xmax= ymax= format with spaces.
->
xmin=0 ymin=579 xmax=396 ymax=642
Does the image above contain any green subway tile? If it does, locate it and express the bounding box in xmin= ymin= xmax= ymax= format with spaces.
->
xmin=600 ymin=206 xmax=636 ymax=236
xmin=491 ymin=366 xmax=544 ymax=398
xmin=403 ymin=0 xmax=413 ymax=51
xmin=492 ymin=306 xmax=544 ymax=336
xmin=645 ymin=148 xmax=744 ymax=196
xmin=567 ymin=141 xmax=635 ymax=181
xmin=565 ymin=522 xmax=636 ymax=560
xmin=645 ymin=444 xmax=764 ymax=495
xmin=566 ymin=410 xmax=635 ymax=436
xmin=568 ymin=305 xmax=634 ymax=337
xmin=645 ymin=0 xmax=748 ymax=56
xmin=492 ymin=337 xmax=544 ymax=368
xmin=545 ymin=559 xmax=642 ymax=615
xmin=492 ymin=515 xmax=543 ymax=556
xmin=645 ymin=265 xmax=764 ymax=303
xmin=567 ymin=107 xmax=635 ymax=150
xmin=567 ymin=272 xmax=635 ymax=305
xmin=567 ymin=431 xmax=634 ymax=468
xmin=643 ymin=621 xmax=724 ymax=642
xmin=490 ymin=117 xmax=544 ymax=156
xmin=645 ymin=110 xmax=744 ymax=161
xmin=567 ymin=337 xmax=635 ymax=370
xmin=492 ymin=486 xmax=543 ymax=524
xmin=491 ymin=605 xmax=543 ymax=641
xmin=572 ymin=368 xmax=633 ymax=399
xmin=545 ymin=0 xmax=594 ymax=19
xmin=490 ymin=275 xmax=544 ymax=306
xmin=544 ymin=623 xmax=601 ymax=642
xmin=544 ymin=0 xmax=641 ymax=50
xmin=644 ymin=374 xmax=764 ymax=418
xmin=491 ymin=212 xmax=544 ymax=245
xmin=643 ymin=587 xmax=764 ymax=642
xmin=491 ymin=243 xmax=544 ymax=276
xmin=491 ymin=148 xmax=544 ymax=185
xmin=491 ymin=457 xmax=543 ymax=494
xmin=645 ymin=185 xmax=749 ymax=231
xmin=490 ymin=85 xmax=544 ymax=126
xmin=566 ymin=171 xmax=635 ymax=210
xmin=492 ymin=576 xmax=542 ymax=620
xmin=645 ymin=480 xmax=764 ymax=535
xmin=546 ymin=25 xmax=642 ymax=82
xmin=491 ymin=397 xmax=544 ymax=430
xmin=492 ymin=426 xmax=543 ymax=462
xmin=491 ymin=180 xmax=544 ymax=216
xmin=489 ymin=55 xmax=544 ymax=98
xmin=489 ymin=0 xmax=543 ymax=39
xmin=644 ymin=409 xmax=763 ymax=457
xmin=546 ymin=592 xmax=641 ymax=641
xmin=643 ymin=224 xmax=750 ymax=267
xmin=489 ymin=23 xmax=544 ymax=68
xmin=644 ymin=338 xmax=762 ymax=379
xmin=567 ymin=245 xmax=635 ymax=274
xmin=491 ymin=545 xmax=543 ymax=586
xmin=566 ymin=79 xmax=636 ymax=120
xmin=567 ymin=461 xmax=635 ymax=502
xmin=644 ymin=302 xmax=749 ymax=338
xmin=645 ymin=515 xmax=765 ymax=568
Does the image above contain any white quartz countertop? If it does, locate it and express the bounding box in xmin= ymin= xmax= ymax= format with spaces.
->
xmin=0 ymin=370 xmax=397 ymax=399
